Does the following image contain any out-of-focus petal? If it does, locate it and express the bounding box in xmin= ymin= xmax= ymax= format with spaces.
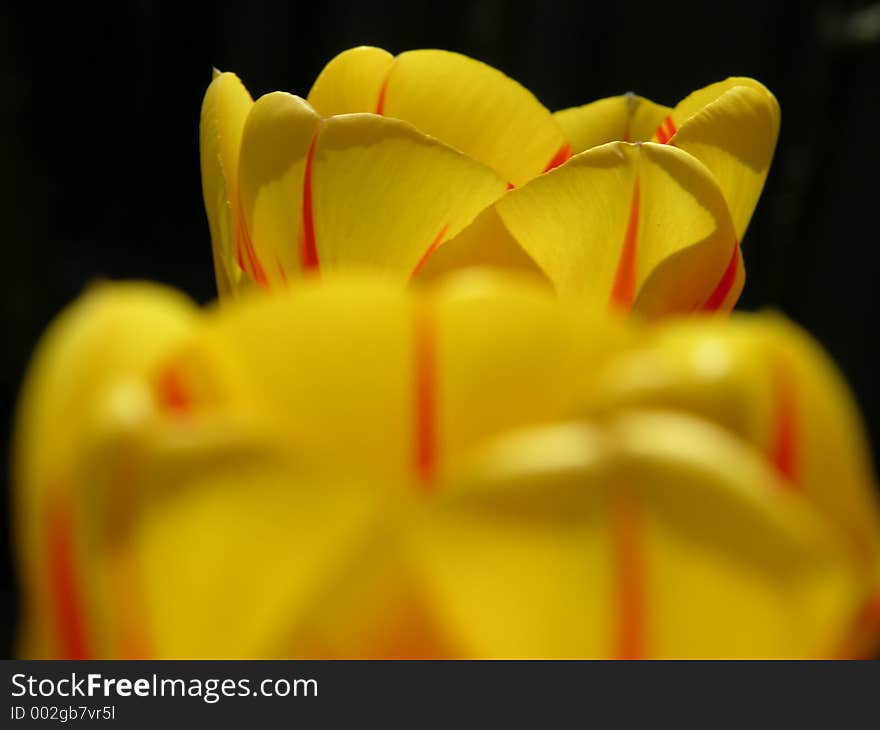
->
xmin=12 ymin=283 xmax=198 ymax=658
xmin=416 ymin=414 xmax=866 ymax=658
xmin=171 ymin=273 xmax=632 ymax=489
xmin=554 ymin=94 xmax=672 ymax=153
xmin=420 ymin=141 xmax=741 ymax=317
xmin=199 ymin=71 xmax=254 ymax=298
xmin=587 ymin=313 xmax=880 ymax=575
xmin=237 ymin=93 xmax=506 ymax=287
xmin=132 ymin=443 xmax=393 ymax=658
xmin=308 ymin=47 xmax=569 ymax=186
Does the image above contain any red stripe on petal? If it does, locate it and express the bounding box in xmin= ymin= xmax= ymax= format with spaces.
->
xmin=300 ymin=132 xmax=320 ymax=273
xmin=237 ymin=208 xmax=269 ymax=289
xmin=48 ymin=492 xmax=90 ymax=659
xmin=156 ymin=364 xmax=191 ymax=414
xmin=654 ymin=115 xmax=677 ymax=145
xmin=410 ymin=224 xmax=449 ymax=278
xmin=610 ymin=176 xmax=641 ymax=311
xmin=543 ymin=143 xmax=572 ymax=173
xmin=770 ymin=362 xmax=798 ymax=484
xmin=375 ymin=73 xmax=390 ymax=115
xmin=611 ymin=487 xmax=645 ymax=659
xmin=701 ymin=245 xmax=740 ymax=311
xmin=413 ymin=305 xmax=438 ymax=490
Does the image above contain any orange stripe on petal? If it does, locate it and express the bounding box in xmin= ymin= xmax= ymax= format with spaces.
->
xmin=700 ymin=245 xmax=740 ymax=311
xmin=611 ymin=487 xmax=645 ymax=659
xmin=410 ymin=224 xmax=449 ymax=278
xmin=770 ymin=362 xmax=798 ymax=484
xmin=48 ymin=491 xmax=90 ymax=659
xmin=237 ymin=208 xmax=269 ymax=289
xmin=155 ymin=364 xmax=191 ymax=414
xmin=654 ymin=115 xmax=677 ymax=145
xmin=542 ymin=142 xmax=572 ymax=173
xmin=375 ymin=72 xmax=390 ymax=115
xmin=300 ymin=132 xmax=320 ymax=273
xmin=413 ymin=304 xmax=438 ymax=491
xmin=610 ymin=176 xmax=641 ymax=311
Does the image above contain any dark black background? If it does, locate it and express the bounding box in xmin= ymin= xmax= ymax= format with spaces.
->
xmin=2 ymin=1 xmax=879 ymax=657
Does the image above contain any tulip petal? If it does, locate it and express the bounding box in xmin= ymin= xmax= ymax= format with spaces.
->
xmin=13 ymin=283 xmax=197 ymax=658
xmin=132 ymin=445 xmax=391 ymax=658
xmin=180 ymin=274 xmax=631 ymax=489
xmin=237 ymin=94 xmax=506 ymax=287
xmin=312 ymin=114 xmax=507 ymax=275
xmin=671 ymin=82 xmax=780 ymax=241
xmin=306 ymin=45 xmax=396 ymax=116
xmin=199 ymin=71 xmax=254 ymax=297
xmin=416 ymin=414 xmax=865 ymax=658
xmin=308 ymin=47 xmax=569 ymax=186
xmin=587 ymin=314 xmax=880 ymax=579
xmin=421 ymin=141 xmax=740 ymax=317
xmin=236 ymin=92 xmax=323 ymax=288
xmin=554 ymin=94 xmax=672 ymax=153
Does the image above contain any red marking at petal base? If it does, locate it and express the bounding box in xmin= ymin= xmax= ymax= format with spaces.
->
xmin=770 ymin=362 xmax=798 ymax=484
xmin=543 ymin=143 xmax=572 ymax=173
xmin=237 ymin=209 xmax=269 ymax=288
xmin=48 ymin=492 xmax=90 ymax=659
xmin=701 ymin=245 xmax=740 ymax=311
xmin=506 ymin=182 xmax=516 ymax=190
xmin=156 ymin=364 xmax=191 ymax=413
xmin=413 ymin=306 xmax=438 ymax=490
xmin=375 ymin=73 xmax=390 ymax=115
xmin=610 ymin=177 xmax=641 ymax=311
xmin=300 ymin=133 xmax=320 ymax=273
xmin=411 ymin=224 xmax=449 ymax=278
xmin=654 ymin=115 xmax=677 ymax=145
xmin=611 ymin=488 xmax=645 ymax=659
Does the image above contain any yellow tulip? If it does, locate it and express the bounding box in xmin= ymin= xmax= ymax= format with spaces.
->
xmin=13 ymin=274 xmax=880 ymax=658
xmin=200 ymin=49 xmax=778 ymax=317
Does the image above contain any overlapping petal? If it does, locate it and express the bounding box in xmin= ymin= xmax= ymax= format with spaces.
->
xmin=233 ymin=92 xmax=506 ymax=289
xmin=307 ymin=46 xmax=570 ymax=186
xmin=551 ymin=78 xmax=779 ymax=312
xmin=166 ymin=273 xmax=634 ymax=487
xmin=586 ymin=314 xmax=880 ymax=571
xmin=420 ymin=415 xmax=864 ymax=658
xmin=554 ymin=94 xmax=672 ymax=153
xmin=199 ymin=71 xmax=253 ymax=298
xmin=12 ymin=283 xmax=199 ymax=658
xmin=418 ymin=141 xmax=741 ymax=317
xmin=13 ymin=277 xmax=880 ymax=658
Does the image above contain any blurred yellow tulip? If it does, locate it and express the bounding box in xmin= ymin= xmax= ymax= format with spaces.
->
xmin=13 ymin=274 xmax=880 ymax=659
xmin=200 ymin=49 xmax=778 ymax=318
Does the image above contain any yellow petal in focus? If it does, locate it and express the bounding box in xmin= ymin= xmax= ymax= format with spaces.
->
xmin=672 ymin=83 xmax=780 ymax=241
xmin=308 ymin=47 xmax=569 ymax=186
xmin=307 ymin=45 xmax=396 ymax=116
xmin=199 ymin=71 xmax=254 ymax=297
xmin=238 ymin=94 xmax=506 ymax=286
xmin=554 ymin=93 xmax=672 ymax=153
xmin=423 ymin=141 xmax=740 ymax=317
